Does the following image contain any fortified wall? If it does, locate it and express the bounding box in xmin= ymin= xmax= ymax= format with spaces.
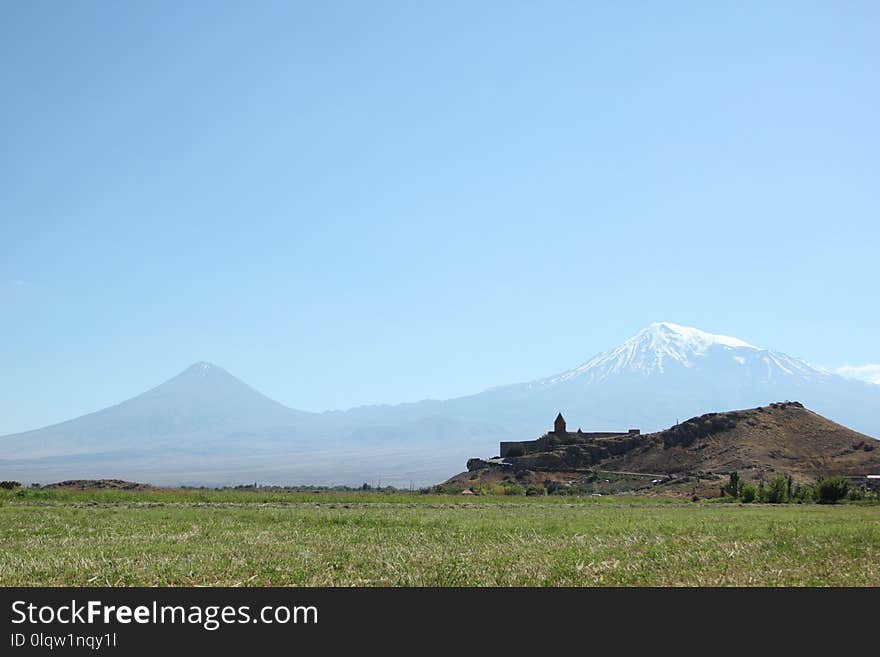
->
xmin=499 ymin=413 xmax=640 ymax=458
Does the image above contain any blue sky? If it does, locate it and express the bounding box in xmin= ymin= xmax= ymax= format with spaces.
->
xmin=2 ymin=1 xmax=878 ymax=434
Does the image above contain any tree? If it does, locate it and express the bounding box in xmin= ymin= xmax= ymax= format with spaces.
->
xmin=816 ymin=477 xmax=850 ymax=504
xmin=792 ymin=484 xmax=814 ymax=503
xmin=726 ymin=471 xmax=741 ymax=498
xmin=740 ymin=484 xmax=757 ymax=503
xmin=762 ymin=474 xmax=790 ymax=504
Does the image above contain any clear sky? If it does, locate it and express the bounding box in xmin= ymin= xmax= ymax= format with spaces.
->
xmin=2 ymin=1 xmax=878 ymax=434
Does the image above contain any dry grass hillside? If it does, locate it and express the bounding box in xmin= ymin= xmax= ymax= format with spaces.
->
xmin=605 ymin=402 xmax=880 ymax=482
xmin=446 ymin=402 xmax=880 ymax=492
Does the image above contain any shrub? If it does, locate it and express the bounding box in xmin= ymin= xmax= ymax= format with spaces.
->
xmin=559 ymin=483 xmax=593 ymax=496
xmin=726 ymin=471 xmax=741 ymax=498
xmin=762 ymin=474 xmax=790 ymax=504
xmin=502 ymin=483 xmax=525 ymax=496
xmin=0 ymin=481 xmax=21 ymax=490
xmin=740 ymin=484 xmax=757 ymax=503
xmin=478 ymin=482 xmax=525 ymax=496
xmin=847 ymin=486 xmax=865 ymax=501
xmin=792 ymin=484 xmax=814 ymax=503
xmin=525 ymin=485 xmax=545 ymax=496
xmin=816 ymin=477 xmax=850 ymax=504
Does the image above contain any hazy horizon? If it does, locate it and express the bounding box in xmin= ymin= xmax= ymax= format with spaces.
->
xmin=3 ymin=320 xmax=878 ymax=437
xmin=4 ymin=319 xmax=879 ymax=488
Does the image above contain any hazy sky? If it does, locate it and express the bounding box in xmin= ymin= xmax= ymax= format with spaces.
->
xmin=2 ymin=2 xmax=879 ymax=434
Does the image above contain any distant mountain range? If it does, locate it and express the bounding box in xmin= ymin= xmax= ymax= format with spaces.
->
xmin=1 ymin=322 xmax=878 ymax=487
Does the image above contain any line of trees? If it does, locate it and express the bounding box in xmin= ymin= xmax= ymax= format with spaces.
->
xmin=723 ymin=471 xmax=870 ymax=504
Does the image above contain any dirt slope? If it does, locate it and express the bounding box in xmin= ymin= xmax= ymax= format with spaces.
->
xmin=604 ymin=402 xmax=879 ymax=481
xmin=446 ymin=402 xmax=880 ymax=490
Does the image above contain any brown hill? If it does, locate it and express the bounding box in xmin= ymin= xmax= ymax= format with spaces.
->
xmin=604 ymin=402 xmax=879 ymax=481
xmin=445 ymin=402 xmax=880 ymax=493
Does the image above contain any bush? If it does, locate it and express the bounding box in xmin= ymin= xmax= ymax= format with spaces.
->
xmin=503 ymin=483 xmax=525 ymax=496
xmin=726 ymin=471 xmax=741 ymax=498
xmin=816 ymin=477 xmax=850 ymax=504
xmin=478 ymin=482 xmax=525 ymax=496
xmin=792 ymin=484 xmax=814 ymax=503
xmin=558 ymin=483 xmax=594 ymax=496
xmin=525 ymin=485 xmax=545 ymax=496
xmin=847 ymin=486 xmax=865 ymax=501
xmin=762 ymin=474 xmax=790 ymax=504
xmin=0 ymin=481 xmax=21 ymax=490
xmin=740 ymin=484 xmax=757 ymax=503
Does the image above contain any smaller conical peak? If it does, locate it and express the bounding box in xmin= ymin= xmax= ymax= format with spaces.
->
xmin=182 ymin=362 xmax=224 ymax=377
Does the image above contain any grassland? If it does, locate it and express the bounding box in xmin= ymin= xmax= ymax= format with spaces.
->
xmin=2 ymin=488 xmax=878 ymax=586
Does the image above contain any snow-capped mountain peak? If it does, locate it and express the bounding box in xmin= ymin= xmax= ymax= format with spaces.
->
xmin=646 ymin=322 xmax=759 ymax=351
xmin=538 ymin=322 xmax=825 ymax=385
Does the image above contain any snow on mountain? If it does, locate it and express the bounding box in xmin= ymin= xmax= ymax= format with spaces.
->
xmin=536 ymin=322 xmax=829 ymax=385
xmin=1 ymin=323 xmax=877 ymax=487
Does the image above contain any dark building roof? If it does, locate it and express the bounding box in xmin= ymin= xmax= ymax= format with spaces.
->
xmin=554 ymin=412 xmax=566 ymax=433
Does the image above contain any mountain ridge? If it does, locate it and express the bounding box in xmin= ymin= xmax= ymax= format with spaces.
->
xmin=1 ymin=322 xmax=877 ymax=487
xmin=532 ymin=321 xmax=830 ymax=385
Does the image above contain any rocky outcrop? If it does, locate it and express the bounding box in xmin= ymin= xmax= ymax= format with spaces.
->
xmin=504 ymin=432 xmax=650 ymax=470
xmin=452 ymin=401 xmax=880 ymax=488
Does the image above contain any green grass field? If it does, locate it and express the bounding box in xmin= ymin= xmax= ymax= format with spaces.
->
xmin=2 ymin=489 xmax=878 ymax=586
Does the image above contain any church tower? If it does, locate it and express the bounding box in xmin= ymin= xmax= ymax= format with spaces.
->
xmin=554 ymin=412 xmax=566 ymax=435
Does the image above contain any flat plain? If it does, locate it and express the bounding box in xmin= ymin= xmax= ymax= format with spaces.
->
xmin=1 ymin=489 xmax=878 ymax=586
